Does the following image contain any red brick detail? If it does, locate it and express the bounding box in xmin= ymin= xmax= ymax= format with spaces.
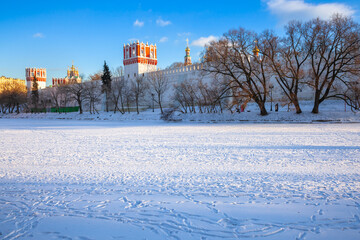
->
xmin=123 ymin=58 xmax=158 ymax=66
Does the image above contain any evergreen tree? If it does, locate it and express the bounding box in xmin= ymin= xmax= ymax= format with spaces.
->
xmin=31 ymin=74 xmax=39 ymax=110
xmin=101 ymin=61 xmax=112 ymax=112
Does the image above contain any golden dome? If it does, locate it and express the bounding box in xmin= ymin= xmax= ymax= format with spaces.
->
xmin=253 ymin=46 xmax=260 ymax=55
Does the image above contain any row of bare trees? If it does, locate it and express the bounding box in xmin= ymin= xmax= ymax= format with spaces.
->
xmin=0 ymin=81 xmax=27 ymax=113
xmin=173 ymin=78 xmax=230 ymax=113
xmin=203 ymin=14 xmax=360 ymax=115
xmin=29 ymin=68 xmax=170 ymax=115
xmin=109 ymin=71 xmax=169 ymax=114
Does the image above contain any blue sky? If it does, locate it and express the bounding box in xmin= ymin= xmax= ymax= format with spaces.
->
xmin=1 ymin=0 xmax=359 ymax=85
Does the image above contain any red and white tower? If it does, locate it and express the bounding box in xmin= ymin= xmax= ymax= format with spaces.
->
xmin=123 ymin=41 xmax=157 ymax=80
xmin=25 ymin=68 xmax=47 ymax=91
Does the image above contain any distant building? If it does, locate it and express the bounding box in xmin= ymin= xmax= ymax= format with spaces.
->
xmin=123 ymin=40 xmax=204 ymax=85
xmin=124 ymin=41 xmax=157 ymax=80
xmin=25 ymin=68 xmax=47 ymax=91
xmin=52 ymin=63 xmax=82 ymax=86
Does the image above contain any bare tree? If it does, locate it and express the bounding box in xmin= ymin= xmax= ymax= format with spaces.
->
xmin=88 ymin=71 xmax=103 ymax=81
xmin=38 ymin=90 xmax=51 ymax=112
xmin=147 ymin=71 xmax=169 ymax=113
xmin=0 ymin=81 xmax=27 ymax=113
xmin=58 ymin=84 xmax=71 ymax=112
xmin=266 ymin=21 xmax=310 ymax=114
xmin=204 ymin=28 xmax=272 ymax=116
xmin=112 ymin=66 xmax=124 ymax=80
xmin=305 ymin=15 xmax=360 ymax=113
xmin=48 ymin=86 xmax=61 ymax=113
xmin=131 ymin=76 xmax=148 ymax=114
xmin=109 ymin=79 xmax=126 ymax=113
xmin=166 ymin=62 xmax=184 ymax=69
xmin=123 ymin=80 xmax=134 ymax=113
xmin=173 ymin=79 xmax=198 ymax=113
xmin=335 ymin=77 xmax=360 ymax=111
xmin=68 ymin=83 xmax=86 ymax=114
xmin=109 ymin=66 xmax=127 ymax=113
xmin=197 ymin=78 xmax=229 ymax=113
xmin=84 ymin=81 xmax=101 ymax=114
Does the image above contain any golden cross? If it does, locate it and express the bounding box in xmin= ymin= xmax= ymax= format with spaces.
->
xmin=186 ymin=38 xmax=189 ymax=47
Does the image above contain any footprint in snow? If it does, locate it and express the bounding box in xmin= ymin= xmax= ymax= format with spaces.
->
xmin=318 ymin=209 xmax=323 ymax=215
xmin=312 ymin=226 xmax=320 ymax=234
xmin=296 ymin=232 xmax=306 ymax=240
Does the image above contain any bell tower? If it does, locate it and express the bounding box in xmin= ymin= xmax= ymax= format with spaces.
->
xmin=25 ymin=68 xmax=47 ymax=91
xmin=123 ymin=40 xmax=157 ymax=80
xmin=184 ymin=38 xmax=192 ymax=66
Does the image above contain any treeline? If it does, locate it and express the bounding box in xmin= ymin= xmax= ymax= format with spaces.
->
xmin=0 ymin=62 xmax=172 ymax=115
xmin=203 ymin=14 xmax=360 ymax=115
xmin=0 ymin=81 xmax=27 ymax=113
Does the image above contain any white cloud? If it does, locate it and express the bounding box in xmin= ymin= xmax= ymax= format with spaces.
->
xmin=266 ymin=0 xmax=355 ymax=23
xmin=191 ymin=35 xmax=218 ymax=47
xmin=133 ymin=19 xmax=144 ymax=27
xmin=159 ymin=37 xmax=168 ymax=43
xmin=33 ymin=33 xmax=44 ymax=38
xmin=156 ymin=17 xmax=171 ymax=27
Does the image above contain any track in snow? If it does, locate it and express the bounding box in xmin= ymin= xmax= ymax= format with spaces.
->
xmin=0 ymin=119 xmax=359 ymax=239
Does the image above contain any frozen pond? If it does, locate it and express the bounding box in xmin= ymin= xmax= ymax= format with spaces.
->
xmin=0 ymin=119 xmax=359 ymax=239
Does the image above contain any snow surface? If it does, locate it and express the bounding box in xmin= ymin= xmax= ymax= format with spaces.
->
xmin=0 ymin=119 xmax=360 ymax=239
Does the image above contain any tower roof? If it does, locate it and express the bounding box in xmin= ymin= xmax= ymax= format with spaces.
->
xmin=253 ymin=40 xmax=260 ymax=56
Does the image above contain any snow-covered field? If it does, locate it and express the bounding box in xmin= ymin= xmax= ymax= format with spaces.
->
xmin=0 ymin=119 xmax=360 ymax=239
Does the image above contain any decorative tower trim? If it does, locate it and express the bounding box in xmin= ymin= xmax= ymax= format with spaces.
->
xmin=184 ymin=38 xmax=192 ymax=66
xmin=253 ymin=40 xmax=260 ymax=57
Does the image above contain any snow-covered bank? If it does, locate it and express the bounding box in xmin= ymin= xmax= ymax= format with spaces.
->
xmin=1 ymin=110 xmax=359 ymax=123
xmin=0 ymin=119 xmax=359 ymax=239
xmin=1 ymin=100 xmax=359 ymax=123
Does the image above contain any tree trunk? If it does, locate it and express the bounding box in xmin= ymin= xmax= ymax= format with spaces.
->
xmin=78 ymin=101 xmax=83 ymax=114
xmin=105 ymin=91 xmax=108 ymax=112
xmin=121 ymin=98 xmax=125 ymax=114
xmin=136 ymin=97 xmax=139 ymax=114
xmin=257 ymin=101 xmax=268 ymax=116
xmin=292 ymin=97 xmax=302 ymax=114
xmin=158 ymin=93 xmax=163 ymax=114
xmin=312 ymin=90 xmax=321 ymax=114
